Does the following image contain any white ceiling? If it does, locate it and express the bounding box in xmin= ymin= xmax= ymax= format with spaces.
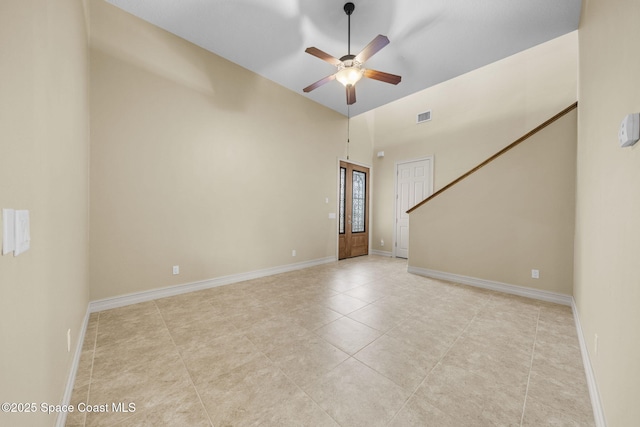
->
xmin=105 ymin=0 xmax=581 ymax=116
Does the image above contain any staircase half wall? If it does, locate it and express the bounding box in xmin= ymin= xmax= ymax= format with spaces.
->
xmin=408 ymin=108 xmax=577 ymax=297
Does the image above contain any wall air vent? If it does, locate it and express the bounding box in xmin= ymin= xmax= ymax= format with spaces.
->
xmin=417 ymin=110 xmax=432 ymax=124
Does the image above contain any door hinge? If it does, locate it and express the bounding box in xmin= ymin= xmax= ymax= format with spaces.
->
xmin=395 ymin=241 xmax=397 ymax=247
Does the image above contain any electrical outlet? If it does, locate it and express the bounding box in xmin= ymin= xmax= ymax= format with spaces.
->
xmin=172 ymin=265 xmax=179 ymax=275
xmin=531 ymin=269 xmax=539 ymax=279
xmin=292 ymin=249 xmax=296 ymax=257
xmin=381 ymin=239 xmax=384 ymax=247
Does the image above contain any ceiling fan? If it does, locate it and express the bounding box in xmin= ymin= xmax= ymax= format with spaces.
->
xmin=303 ymin=2 xmax=401 ymax=105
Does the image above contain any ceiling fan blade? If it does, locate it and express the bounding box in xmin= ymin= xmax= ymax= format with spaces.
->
xmin=305 ymin=47 xmax=341 ymax=66
xmin=363 ymin=69 xmax=402 ymax=85
xmin=303 ymin=74 xmax=336 ymax=93
xmin=346 ymin=84 xmax=356 ymax=105
xmin=354 ymin=35 xmax=390 ymax=63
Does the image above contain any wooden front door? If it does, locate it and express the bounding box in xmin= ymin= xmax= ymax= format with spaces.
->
xmin=339 ymin=161 xmax=370 ymax=260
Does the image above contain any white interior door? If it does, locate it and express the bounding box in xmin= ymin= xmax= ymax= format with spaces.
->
xmin=395 ymin=158 xmax=433 ymax=258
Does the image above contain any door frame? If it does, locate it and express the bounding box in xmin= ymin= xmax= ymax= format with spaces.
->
xmin=393 ymin=156 xmax=434 ymax=258
xmin=336 ymin=158 xmax=372 ymax=260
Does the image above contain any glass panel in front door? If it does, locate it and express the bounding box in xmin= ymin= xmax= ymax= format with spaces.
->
xmin=352 ymin=170 xmax=366 ymax=233
xmin=339 ymin=167 xmax=346 ymax=234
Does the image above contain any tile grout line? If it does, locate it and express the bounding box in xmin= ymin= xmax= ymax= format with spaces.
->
xmin=105 ymin=305 xmax=169 ymax=425
xmin=85 ymin=308 xmax=158 ymax=426
xmin=152 ymin=300 xmax=216 ymax=427
xmin=240 ymin=320 xmax=345 ymax=426
xmin=236 ymin=293 xmax=359 ymax=424
xmin=267 ymin=276 xmax=416 ymax=423
xmin=70 ymin=258 xmax=589 ymax=425
xmin=519 ymin=306 xmax=541 ymax=427
xmin=385 ymin=300 xmax=485 ymax=426
xmin=348 ymin=312 xmax=418 ymax=391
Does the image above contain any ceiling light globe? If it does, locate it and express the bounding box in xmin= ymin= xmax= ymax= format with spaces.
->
xmin=336 ymin=64 xmax=364 ymax=87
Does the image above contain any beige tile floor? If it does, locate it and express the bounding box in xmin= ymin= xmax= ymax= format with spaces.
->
xmin=66 ymin=256 xmax=594 ymax=426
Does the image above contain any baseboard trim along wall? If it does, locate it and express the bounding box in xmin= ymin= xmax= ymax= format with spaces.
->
xmin=407 ymin=265 xmax=605 ymax=426
xmin=572 ymin=300 xmax=607 ymax=427
xmin=56 ymin=307 xmax=92 ymax=427
xmin=61 ymin=259 xmax=605 ymax=427
xmin=58 ymin=256 xmax=336 ymax=424
xmin=370 ymin=249 xmax=393 ymax=257
xmin=407 ymin=266 xmax=573 ymax=306
xmin=89 ymin=256 xmax=336 ymax=313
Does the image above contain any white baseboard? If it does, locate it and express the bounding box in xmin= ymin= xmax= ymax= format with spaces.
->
xmin=56 ymin=306 xmax=91 ymax=427
xmin=408 ymin=266 xmax=605 ymax=425
xmin=58 ymin=256 xmax=336 ymax=424
xmin=370 ymin=249 xmax=393 ymax=257
xmin=60 ymin=259 xmax=605 ymax=427
xmin=407 ymin=266 xmax=573 ymax=306
xmin=89 ymin=256 xmax=336 ymax=313
xmin=572 ymin=299 xmax=607 ymax=427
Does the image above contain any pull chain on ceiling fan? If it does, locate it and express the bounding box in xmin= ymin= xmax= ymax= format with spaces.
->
xmin=302 ymin=2 xmax=402 ymax=105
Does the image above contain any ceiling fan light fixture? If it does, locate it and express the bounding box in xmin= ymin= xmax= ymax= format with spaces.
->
xmin=336 ymin=61 xmax=364 ymax=87
xmin=302 ymin=2 xmax=401 ymax=105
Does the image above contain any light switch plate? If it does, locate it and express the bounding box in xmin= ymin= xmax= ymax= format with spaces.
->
xmin=619 ymin=113 xmax=640 ymax=147
xmin=14 ymin=210 xmax=30 ymax=256
xmin=2 ymin=209 xmax=15 ymax=255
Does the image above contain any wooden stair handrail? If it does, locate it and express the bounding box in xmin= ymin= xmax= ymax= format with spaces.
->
xmin=406 ymin=102 xmax=578 ymax=214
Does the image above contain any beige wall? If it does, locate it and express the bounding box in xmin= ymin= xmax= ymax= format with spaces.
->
xmin=409 ymin=110 xmax=577 ymax=295
xmin=348 ymin=32 xmax=578 ymax=256
xmin=0 ymin=1 xmax=90 ymax=426
xmin=8 ymin=2 xmax=630 ymax=424
xmin=575 ymin=0 xmax=640 ymax=424
xmin=88 ymin=1 xmax=360 ymax=301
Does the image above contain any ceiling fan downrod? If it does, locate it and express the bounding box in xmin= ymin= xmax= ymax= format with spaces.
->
xmin=344 ymin=2 xmax=354 ymax=55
